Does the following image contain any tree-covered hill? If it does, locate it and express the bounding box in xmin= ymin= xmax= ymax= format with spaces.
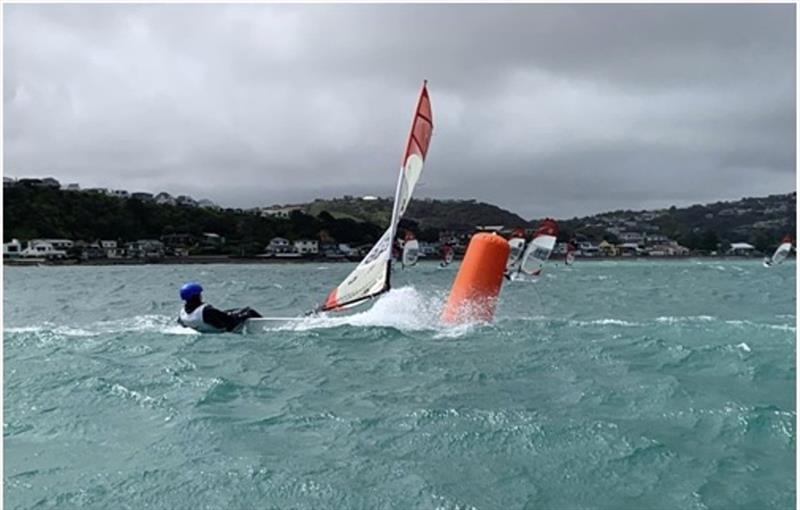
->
xmin=4 ymin=186 xmax=383 ymax=255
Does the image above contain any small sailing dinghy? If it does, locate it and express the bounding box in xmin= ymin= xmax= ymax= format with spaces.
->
xmin=763 ymin=235 xmax=794 ymax=267
xmin=245 ymin=81 xmax=433 ymax=332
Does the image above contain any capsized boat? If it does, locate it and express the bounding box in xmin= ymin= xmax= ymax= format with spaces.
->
xmin=319 ymin=81 xmax=433 ymax=311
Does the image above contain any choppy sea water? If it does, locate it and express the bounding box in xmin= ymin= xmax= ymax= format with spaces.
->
xmin=3 ymin=259 xmax=796 ymax=509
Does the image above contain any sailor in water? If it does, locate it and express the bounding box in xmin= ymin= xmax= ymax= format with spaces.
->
xmin=177 ymin=282 xmax=262 ymax=333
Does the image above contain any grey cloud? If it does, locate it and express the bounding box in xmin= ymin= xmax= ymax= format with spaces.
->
xmin=4 ymin=4 xmax=795 ymax=219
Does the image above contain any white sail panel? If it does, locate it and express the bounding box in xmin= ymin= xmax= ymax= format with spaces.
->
xmin=519 ymin=235 xmax=557 ymax=276
xmin=320 ymin=82 xmax=433 ymax=311
xmin=402 ymin=238 xmax=420 ymax=267
xmin=506 ymin=237 xmax=526 ymax=271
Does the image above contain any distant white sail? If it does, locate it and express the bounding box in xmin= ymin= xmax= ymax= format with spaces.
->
xmin=320 ymin=81 xmax=433 ymax=311
xmin=517 ymin=219 xmax=559 ymax=277
xmin=764 ymin=235 xmax=793 ymax=267
xmin=507 ymin=238 xmax=526 ymax=271
xmin=519 ymin=235 xmax=557 ymax=276
xmin=402 ymin=236 xmax=420 ymax=268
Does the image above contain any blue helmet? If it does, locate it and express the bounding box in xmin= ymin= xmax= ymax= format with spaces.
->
xmin=180 ymin=282 xmax=203 ymax=301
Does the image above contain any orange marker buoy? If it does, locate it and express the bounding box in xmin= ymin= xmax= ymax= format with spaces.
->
xmin=441 ymin=232 xmax=510 ymax=324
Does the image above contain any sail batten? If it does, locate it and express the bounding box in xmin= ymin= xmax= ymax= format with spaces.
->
xmin=320 ymin=82 xmax=433 ymax=311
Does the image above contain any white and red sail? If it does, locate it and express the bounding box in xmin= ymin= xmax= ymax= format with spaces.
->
xmin=565 ymin=240 xmax=577 ymax=265
xmin=321 ymin=82 xmax=433 ymax=311
xmin=401 ymin=231 xmax=420 ymax=268
xmin=519 ymin=218 xmax=559 ymax=276
xmin=764 ymin=234 xmax=794 ymax=267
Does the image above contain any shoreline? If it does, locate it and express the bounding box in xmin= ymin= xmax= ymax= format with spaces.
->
xmin=3 ymin=254 xmax=782 ymax=267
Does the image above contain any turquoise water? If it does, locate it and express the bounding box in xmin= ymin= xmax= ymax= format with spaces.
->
xmin=4 ymin=260 xmax=796 ymax=509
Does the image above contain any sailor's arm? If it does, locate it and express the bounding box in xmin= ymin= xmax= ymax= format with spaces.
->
xmin=202 ymin=305 xmax=239 ymax=332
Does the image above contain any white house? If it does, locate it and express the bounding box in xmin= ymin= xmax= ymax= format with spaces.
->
xmin=267 ymin=237 xmax=293 ymax=254
xmin=176 ymin=195 xmax=198 ymax=207
xmin=31 ymin=239 xmax=74 ymax=251
xmin=294 ymin=239 xmax=319 ymax=255
xmin=728 ymin=242 xmax=756 ymax=256
xmin=3 ymin=239 xmax=22 ymax=257
xmin=100 ymin=240 xmax=121 ymax=258
xmin=110 ymin=190 xmax=130 ymax=199
xmin=21 ymin=241 xmax=67 ymax=259
xmin=260 ymin=204 xmax=304 ymax=219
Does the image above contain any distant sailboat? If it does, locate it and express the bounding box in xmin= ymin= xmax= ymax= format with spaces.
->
xmin=565 ymin=240 xmax=577 ymax=265
xmin=506 ymin=228 xmax=527 ymax=273
xmin=320 ymin=81 xmax=433 ymax=311
xmin=401 ymin=231 xmax=420 ymax=268
xmin=439 ymin=244 xmax=454 ymax=268
xmin=514 ymin=219 xmax=559 ymax=279
xmin=763 ymin=235 xmax=794 ymax=267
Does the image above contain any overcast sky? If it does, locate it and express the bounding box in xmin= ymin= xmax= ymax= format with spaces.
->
xmin=4 ymin=4 xmax=796 ymax=219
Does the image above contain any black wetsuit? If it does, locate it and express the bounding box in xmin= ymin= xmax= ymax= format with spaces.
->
xmin=181 ymin=300 xmax=262 ymax=332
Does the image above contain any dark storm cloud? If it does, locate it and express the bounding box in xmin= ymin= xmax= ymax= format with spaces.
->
xmin=4 ymin=4 xmax=795 ymax=218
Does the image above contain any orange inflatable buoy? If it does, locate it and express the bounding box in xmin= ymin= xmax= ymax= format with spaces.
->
xmin=441 ymin=233 xmax=510 ymax=324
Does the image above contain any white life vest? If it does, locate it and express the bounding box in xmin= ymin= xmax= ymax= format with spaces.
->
xmin=179 ymin=304 xmax=224 ymax=333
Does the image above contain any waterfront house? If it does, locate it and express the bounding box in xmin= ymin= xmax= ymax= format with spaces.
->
xmin=3 ymin=239 xmax=22 ymax=258
xmin=267 ymin=237 xmax=292 ymax=254
xmin=100 ymin=240 xmax=121 ymax=258
xmin=728 ymin=242 xmax=757 ymax=256
xmin=598 ymin=240 xmax=617 ymax=257
xmin=126 ymin=240 xmax=165 ymax=259
xmin=294 ymin=239 xmax=319 ymax=255
xmin=21 ymin=241 xmax=67 ymax=259
xmin=31 ymin=239 xmax=74 ymax=251
xmin=648 ymin=242 xmax=689 ymax=257
xmin=161 ymin=233 xmax=195 ymax=247
xmin=617 ymin=243 xmax=643 ymax=257
xmin=202 ymin=233 xmax=225 ymax=247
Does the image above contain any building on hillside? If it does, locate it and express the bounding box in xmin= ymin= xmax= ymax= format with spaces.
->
xmin=3 ymin=239 xmax=22 ymax=258
xmin=260 ymin=204 xmax=304 ymax=219
xmin=64 ymin=183 xmax=81 ymax=192
xmin=618 ymin=232 xmax=644 ymax=244
xmin=4 ymin=177 xmax=16 ymax=188
xmin=176 ymin=195 xmax=198 ymax=207
xmin=202 ymin=233 xmax=225 ymax=247
xmin=155 ymin=192 xmax=176 ymax=206
xmin=644 ymin=234 xmax=671 ymax=246
xmin=110 ymin=190 xmax=130 ymax=199
xmin=294 ymin=239 xmax=319 ymax=255
xmin=41 ymin=178 xmax=61 ymax=188
xmin=475 ymin=225 xmax=504 ymax=232
xmin=728 ymin=242 xmax=757 ymax=256
xmin=131 ymin=192 xmax=154 ymax=201
xmin=84 ymin=188 xmax=109 ymax=194
xmin=197 ymin=199 xmax=221 ymax=210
